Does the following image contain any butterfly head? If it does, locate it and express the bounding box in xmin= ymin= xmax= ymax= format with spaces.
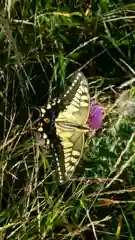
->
xmin=38 ymin=107 xmax=57 ymax=138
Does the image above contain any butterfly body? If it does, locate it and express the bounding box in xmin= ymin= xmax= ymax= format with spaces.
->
xmin=38 ymin=72 xmax=90 ymax=182
xmin=38 ymin=108 xmax=57 ymax=138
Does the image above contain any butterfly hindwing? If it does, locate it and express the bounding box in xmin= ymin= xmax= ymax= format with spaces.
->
xmin=50 ymin=135 xmax=66 ymax=182
xmin=56 ymin=127 xmax=85 ymax=179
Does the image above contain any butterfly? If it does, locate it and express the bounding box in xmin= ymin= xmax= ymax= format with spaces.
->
xmin=38 ymin=71 xmax=90 ymax=182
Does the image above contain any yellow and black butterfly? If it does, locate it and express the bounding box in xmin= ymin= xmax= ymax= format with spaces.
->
xmin=38 ymin=72 xmax=90 ymax=182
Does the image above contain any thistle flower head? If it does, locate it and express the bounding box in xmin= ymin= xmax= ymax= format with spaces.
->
xmin=88 ymin=101 xmax=104 ymax=130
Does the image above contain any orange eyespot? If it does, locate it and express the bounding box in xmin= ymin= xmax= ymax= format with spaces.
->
xmin=44 ymin=118 xmax=50 ymax=124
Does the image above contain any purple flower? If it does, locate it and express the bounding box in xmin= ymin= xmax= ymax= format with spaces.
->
xmin=88 ymin=101 xmax=104 ymax=130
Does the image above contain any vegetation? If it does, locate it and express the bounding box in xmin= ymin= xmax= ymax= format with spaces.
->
xmin=1 ymin=0 xmax=135 ymax=239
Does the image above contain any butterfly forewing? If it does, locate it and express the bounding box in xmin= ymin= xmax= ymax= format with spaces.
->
xmin=56 ymin=72 xmax=90 ymax=126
